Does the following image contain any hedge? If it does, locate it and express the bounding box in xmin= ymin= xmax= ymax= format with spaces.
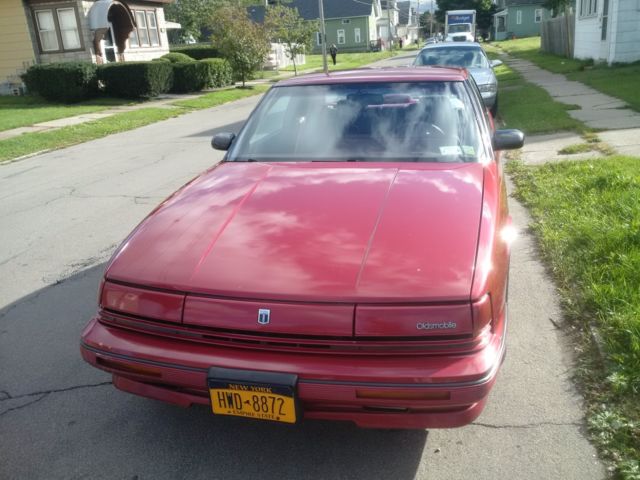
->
xmin=161 ymin=52 xmax=195 ymax=63
xmin=200 ymin=58 xmax=233 ymax=88
xmin=170 ymin=62 xmax=210 ymax=93
xmin=21 ymin=62 xmax=98 ymax=102
xmin=98 ymin=62 xmax=173 ymax=98
xmin=170 ymin=45 xmax=222 ymax=60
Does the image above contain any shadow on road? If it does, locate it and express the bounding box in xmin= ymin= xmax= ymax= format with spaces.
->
xmin=0 ymin=264 xmax=428 ymax=479
xmin=188 ymin=120 xmax=247 ymax=139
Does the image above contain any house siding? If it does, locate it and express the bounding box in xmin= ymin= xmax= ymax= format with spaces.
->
xmin=507 ymin=5 xmax=547 ymax=37
xmin=610 ymin=0 xmax=640 ymax=63
xmin=574 ymin=0 xmax=607 ymax=62
xmin=0 ymin=0 xmax=36 ymax=94
xmin=313 ymin=16 xmax=371 ymax=53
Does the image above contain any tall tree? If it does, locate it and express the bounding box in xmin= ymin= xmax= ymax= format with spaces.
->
xmin=264 ymin=4 xmax=318 ymax=75
xmin=210 ymin=6 xmax=270 ymax=87
xmin=166 ymin=0 xmax=262 ymax=43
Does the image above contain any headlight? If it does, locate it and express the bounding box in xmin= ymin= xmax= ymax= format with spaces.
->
xmin=479 ymin=83 xmax=497 ymax=94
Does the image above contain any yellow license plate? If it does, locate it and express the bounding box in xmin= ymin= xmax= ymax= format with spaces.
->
xmin=209 ymin=384 xmax=296 ymax=423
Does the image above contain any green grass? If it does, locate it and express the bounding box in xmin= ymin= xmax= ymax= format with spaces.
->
xmin=491 ymin=61 xmax=586 ymax=134
xmin=281 ymin=51 xmax=397 ymax=72
xmin=558 ymin=143 xmax=595 ymax=155
xmin=508 ymin=157 xmax=640 ymax=480
xmin=492 ymin=37 xmax=640 ymax=112
xmin=0 ymin=96 xmax=131 ymax=132
xmin=172 ymin=84 xmax=270 ymax=109
xmin=0 ymin=86 xmax=270 ymax=163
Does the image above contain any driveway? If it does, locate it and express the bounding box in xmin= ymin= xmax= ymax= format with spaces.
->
xmin=0 ymin=62 xmax=604 ymax=479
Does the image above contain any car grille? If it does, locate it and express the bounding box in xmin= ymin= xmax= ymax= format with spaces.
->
xmin=99 ymin=309 xmax=489 ymax=356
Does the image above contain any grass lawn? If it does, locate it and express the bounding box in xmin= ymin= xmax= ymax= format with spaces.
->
xmin=0 ymin=86 xmax=269 ymax=163
xmin=0 ymin=96 xmax=131 ymax=132
xmin=281 ymin=50 xmax=397 ymax=72
xmin=508 ymin=157 xmax=640 ymax=480
xmin=491 ymin=60 xmax=585 ymax=134
xmin=491 ymin=37 xmax=640 ymax=112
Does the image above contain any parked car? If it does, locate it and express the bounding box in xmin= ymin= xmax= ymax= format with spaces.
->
xmin=414 ymin=42 xmax=502 ymax=116
xmin=81 ymin=68 xmax=523 ymax=429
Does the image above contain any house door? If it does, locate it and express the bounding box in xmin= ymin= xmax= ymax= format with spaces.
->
xmin=103 ymin=24 xmax=118 ymax=62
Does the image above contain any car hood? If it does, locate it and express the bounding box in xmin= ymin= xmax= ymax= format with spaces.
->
xmin=107 ymin=162 xmax=485 ymax=303
xmin=469 ymin=68 xmax=496 ymax=87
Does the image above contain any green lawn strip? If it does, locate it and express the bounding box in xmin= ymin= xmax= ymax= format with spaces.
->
xmin=0 ymin=107 xmax=181 ymax=162
xmin=0 ymin=86 xmax=271 ymax=163
xmin=507 ymin=157 xmax=640 ymax=479
xmin=171 ymin=84 xmax=270 ymax=109
xmin=492 ymin=62 xmax=586 ymax=134
xmin=491 ymin=37 xmax=640 ymax=113
xmin=280 ymin=51 xmax=397 ymax=72
xmin=0 ymin=96 xmax=132 ymax=132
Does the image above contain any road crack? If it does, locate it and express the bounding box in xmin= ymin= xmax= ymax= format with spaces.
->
xmin=0 ymin=381 xmax=112 ymax=404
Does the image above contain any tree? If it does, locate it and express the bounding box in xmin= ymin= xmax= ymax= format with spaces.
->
xmin=419 ymin=11 xmax=442 ymax=37
xmin=264 ymin=4 xmax=318 ymax=75
xmin=166 ymin=0 xmax=262 ymax=43
xmin=210 ymin=6 xmax=270 ymax=87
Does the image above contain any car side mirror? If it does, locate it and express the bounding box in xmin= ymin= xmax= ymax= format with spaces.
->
xmin=212 ymin=132 xmax=236 ymax=151
xmin=490 ymin=59 xmax=503 ymax=68
xmin=492 ymin=129 xmax=524 ymax=150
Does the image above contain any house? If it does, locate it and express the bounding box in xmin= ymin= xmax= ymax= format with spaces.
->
xmin=574 ymin=0 xmax=640 ymax=63
xmin=397 ymin=1 xmax=419 ymax=44
xmin=492 ymin=0 xmax=551 ymax=41
xmin=0 ymin=0 xmax=177 ymax=95
xmin=378 ymin=0 xmax=400 ymax=46
xmin=249 ymin=0 xmax=383 ymax=53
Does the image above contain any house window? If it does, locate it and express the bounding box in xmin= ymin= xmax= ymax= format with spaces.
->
xmin=33 ymin=6 xmax=82 ymax=53
xmin=516 ymin=10 xmax=522 ymax=24
xmin=354 ymin=27 xmax=361 ymax=43
xmin=337 ymin=29 xmax=346 ymax=44
xmin=601 ymin=0 xmax=609 ymax=39
xmin=341 ymin=19 xmax=351 ymax=24
xmin=129 ymin=10 xmax=160 ymax=48
xmin=497 ymin=16 xmax=506 ymax=32
xmin=534 ymin=8 xmax=543 ymax=22
xmin=316 ymin=31 xmax=322 ymax=46
xmin=579 ymin=0 xmax=598 ymax=16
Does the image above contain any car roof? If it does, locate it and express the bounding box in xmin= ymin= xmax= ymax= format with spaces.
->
xmin=276 ymin=67 xmax=469 ymax=87
xmin=420 ymin=42 xmax=482 ymax=51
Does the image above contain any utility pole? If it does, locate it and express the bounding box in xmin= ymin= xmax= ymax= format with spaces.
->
xmin=429 ymin=0 xmax=434 ymax=37
xmin=386 ymin=0 xmax=393 ymax=50
xmin=318 ymin=0 xmax=328 ymax=74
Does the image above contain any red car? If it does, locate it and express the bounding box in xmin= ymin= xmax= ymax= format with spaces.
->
xmin=81 ymin=68 xmax=524 ymax=429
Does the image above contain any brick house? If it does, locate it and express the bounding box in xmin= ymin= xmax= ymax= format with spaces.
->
xmin=0 ymin=0 xmax=177 ymax=95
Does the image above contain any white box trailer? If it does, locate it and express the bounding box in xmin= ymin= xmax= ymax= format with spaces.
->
xmin=445 ymin=10 xmax=476 ymax=42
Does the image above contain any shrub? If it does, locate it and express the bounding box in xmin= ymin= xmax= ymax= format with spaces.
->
xmin=160 ymin=52 xmax=195 ymax=63
xmin=170 ymin=62 xmax=210 ymax=93
xmin=21 ymin=62 xmax=98 ymax=102
xmin=170 ymin=45 xmax=222 ymax=60
xmin=98 ymin=62 xmax=173 ymax=98
xmin=199 ymin=58 xmax=233 ymax=88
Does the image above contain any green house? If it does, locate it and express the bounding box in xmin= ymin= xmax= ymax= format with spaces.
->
xmin=493 ymin=0 xmax=552 ymax=40
xmin=249 ymin=0 xmax=382 ymax=53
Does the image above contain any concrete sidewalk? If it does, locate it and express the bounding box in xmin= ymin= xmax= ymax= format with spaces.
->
xmin=502 ymin=57 xmax=640 ymax=163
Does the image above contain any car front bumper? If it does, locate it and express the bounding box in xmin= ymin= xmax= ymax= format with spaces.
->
xmin=80 ymin=310 xmax=507 ymax=429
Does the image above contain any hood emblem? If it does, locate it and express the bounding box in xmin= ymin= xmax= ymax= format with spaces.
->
xmin=257 ymin=309 xmax=271 ymax=325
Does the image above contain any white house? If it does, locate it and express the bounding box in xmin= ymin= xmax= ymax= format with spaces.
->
xmin=574 ymin=0 xmax=640 ymax=63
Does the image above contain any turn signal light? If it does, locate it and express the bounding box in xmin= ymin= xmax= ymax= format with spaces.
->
xmin=471 ymin=294 xmax=493 ymax=335
xmin=96 ymin=357 xmax=162 ymax=378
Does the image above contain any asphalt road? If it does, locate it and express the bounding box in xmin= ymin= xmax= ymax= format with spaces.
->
xmin=0 ymin=56 xmax=605 ymax=479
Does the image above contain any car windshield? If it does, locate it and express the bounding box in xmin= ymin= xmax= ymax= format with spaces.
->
xmin=228 ymin=82 xmax=484 ymax=163
xmin=449 ymin=24 xmax=471 ymax=33
xmin=415 ymin=47 xmax=489 ymax=69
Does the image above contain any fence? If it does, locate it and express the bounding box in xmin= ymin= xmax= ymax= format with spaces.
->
xmin=541 ymin=14 xmax=575 ymax=58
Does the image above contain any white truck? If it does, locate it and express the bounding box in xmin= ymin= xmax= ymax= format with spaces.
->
xmin=444 ymin=10 xmax=477 ymax=42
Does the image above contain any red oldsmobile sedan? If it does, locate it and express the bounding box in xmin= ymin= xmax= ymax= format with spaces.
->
xmin=81 ymin=68 xmax=524 ymax=429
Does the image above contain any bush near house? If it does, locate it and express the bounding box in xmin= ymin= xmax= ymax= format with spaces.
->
xmin=170 ymin=61 xmax=210 ymax=93
xmin=199 ymin=58 xmax=233 ymax=88
xmin=21 ymin=62 xmax=98 ymax=103
xmin=170 ymin=45 xmax=222 ymax=60
xmin=160 ymin=52 xmax=196 ymax=63
xmin=98 ymin=62 xmax=173 ymax=99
